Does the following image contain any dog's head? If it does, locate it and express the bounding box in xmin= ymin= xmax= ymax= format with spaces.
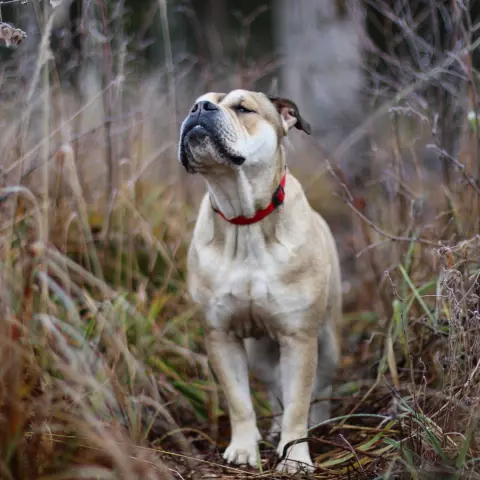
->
xmin=178 ymin=89 xmax=311 ymax=174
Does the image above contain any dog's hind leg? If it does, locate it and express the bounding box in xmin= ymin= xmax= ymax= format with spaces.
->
xmin=310 ymin=254 xmax=342 ymax=429
xmin=309 ymin=321 xmax=339 ymax=429
xmin=245 ymin=337 xmax=283 ymax=442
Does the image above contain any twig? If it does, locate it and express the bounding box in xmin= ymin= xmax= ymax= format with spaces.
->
xmin=345 ymin=200 xmax=441 ymax=247
xmin=314 ymin=436 xmax=387 ymax=460
xmin=339 ymin=433 xmax=369 ymax=477
xmin=0 ymin=0 xmax=31 ymax=5
xmin=326 ymin=160 xmax=442 ymax=247
xmin=427 ymin=145 xmax=480 ymax=196
xmin=356 ymin=239 xmax=392 ymax=258
xmin=305 ymin=33 xmax=480 ymax=192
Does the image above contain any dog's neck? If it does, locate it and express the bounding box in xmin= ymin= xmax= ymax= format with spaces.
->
xmin=203 ymin=149 xmax=287 ymax=221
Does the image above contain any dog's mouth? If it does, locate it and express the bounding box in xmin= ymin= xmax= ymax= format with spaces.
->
xmin=183 ymin=124 xmax=212 ymax=147
xmin=179 ymin=120 xmax=245 ymax=174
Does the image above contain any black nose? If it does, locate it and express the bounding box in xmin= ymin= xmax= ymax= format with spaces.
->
xmin=190 ymin=100 xmax=219 ymax=115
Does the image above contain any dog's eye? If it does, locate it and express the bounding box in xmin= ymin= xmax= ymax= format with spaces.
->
xmin=234 ymin=105 xmax=255 ymax=114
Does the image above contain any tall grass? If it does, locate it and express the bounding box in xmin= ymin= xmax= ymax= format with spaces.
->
xmin=0 ymin=1 xmax=479 ymax=479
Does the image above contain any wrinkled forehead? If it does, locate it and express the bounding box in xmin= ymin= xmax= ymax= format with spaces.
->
xmin=194 ymin=90 xmax=282 ymax=128
xmin=194 ymin=92 xmax=226 ymax=104
xmin=195 ymin=90 xmax=277 ymax=113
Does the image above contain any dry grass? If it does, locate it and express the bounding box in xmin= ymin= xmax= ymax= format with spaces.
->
xmin=0 ymin=1 xmax=480 ymax=479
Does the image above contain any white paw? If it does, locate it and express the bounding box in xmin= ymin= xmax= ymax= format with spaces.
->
xmin=223 ymin=429 xmax=261 ymax=468
xmin=276 ymin=441 xmax=315 ymax=474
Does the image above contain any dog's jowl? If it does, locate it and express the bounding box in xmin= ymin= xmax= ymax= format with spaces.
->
xmin=178 ymin=90 xmax=342 ymax=474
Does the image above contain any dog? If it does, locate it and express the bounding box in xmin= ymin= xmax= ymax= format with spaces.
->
xmin=178 ymin=90 xmax=342 ymax=473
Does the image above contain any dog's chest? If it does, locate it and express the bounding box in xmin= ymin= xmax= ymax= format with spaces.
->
xmin=209 ymin=258 xmax=284 ymax=337
xmin=191 ymin=231 xmax=316 ymax=338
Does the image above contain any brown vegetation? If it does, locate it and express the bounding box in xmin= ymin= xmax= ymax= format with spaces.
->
xmin=0 ymin=1 xmax=479 ymax=478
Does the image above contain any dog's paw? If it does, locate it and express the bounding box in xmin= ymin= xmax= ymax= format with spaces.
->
xmin=276 ymin=457 xmax=315 ymax=474
xmin=223 ymin=430 xmax=261 ymax=468
xmin=276 ymin=441 xmax=315 ymax=474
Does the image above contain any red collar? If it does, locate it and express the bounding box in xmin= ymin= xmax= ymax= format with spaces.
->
xmin=212 ymin=172 xmax=287 ymax=226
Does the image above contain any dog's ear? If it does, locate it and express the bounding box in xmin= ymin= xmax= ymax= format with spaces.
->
xmin=267 ymin=95 xmax=312 ymax=135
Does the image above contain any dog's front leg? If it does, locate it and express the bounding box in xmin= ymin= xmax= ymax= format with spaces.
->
xmin=205 ymin=330 xmax=261 ymax=468
xmin=276 ymin=332 xmax=317 ymax=473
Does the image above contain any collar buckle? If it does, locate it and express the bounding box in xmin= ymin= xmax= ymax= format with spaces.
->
xmin=272 ymin=184 xmax=285 ymax=208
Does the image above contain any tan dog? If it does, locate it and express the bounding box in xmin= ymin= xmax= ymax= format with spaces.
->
xmin=178 ymin=90 xmax=342 ymax=473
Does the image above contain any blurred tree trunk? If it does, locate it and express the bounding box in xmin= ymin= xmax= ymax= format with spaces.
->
xmin=273 ymin=0 xmax=369 ymax=190
xmin=273 ymin=0 xmax=370 ymax=310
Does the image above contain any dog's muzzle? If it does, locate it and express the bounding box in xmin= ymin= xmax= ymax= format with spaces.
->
xmin=179 ymin=100 xmax=245 ymax=173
